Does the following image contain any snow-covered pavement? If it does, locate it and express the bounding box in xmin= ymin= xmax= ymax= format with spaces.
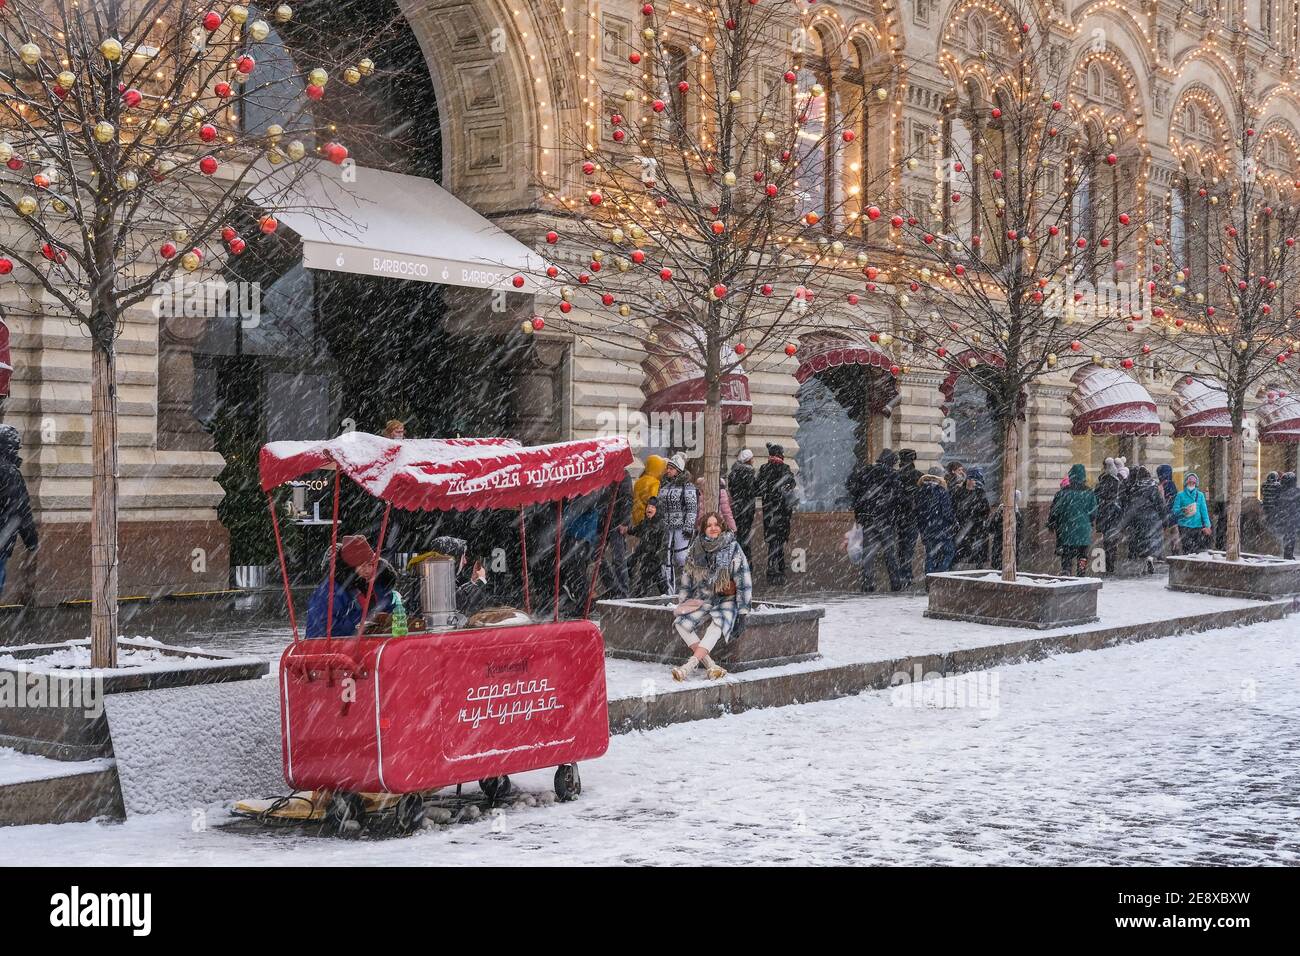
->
xmin=2 ymin=616 xmax=1295 ymax=865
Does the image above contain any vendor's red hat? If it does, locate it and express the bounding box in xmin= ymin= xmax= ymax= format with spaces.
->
xmin=339 ymin=535 xmax=376 ymax=569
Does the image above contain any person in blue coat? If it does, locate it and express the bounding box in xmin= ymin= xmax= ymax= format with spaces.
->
xmin=1172 ymin=472 xmax=1212 ymax=554
xmin=306 ymin=535 xmax=395 ymax=638
xmin=915 ymin=467 xmax=957 ymax=581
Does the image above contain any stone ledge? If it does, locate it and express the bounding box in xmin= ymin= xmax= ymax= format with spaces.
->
xmin=0 ymin=766 xmax=125 ymax=826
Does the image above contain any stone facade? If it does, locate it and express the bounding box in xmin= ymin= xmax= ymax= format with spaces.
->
xmin=5 ymin=0 xmax=1300 ymax=602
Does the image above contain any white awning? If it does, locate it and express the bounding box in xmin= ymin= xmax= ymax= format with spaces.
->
xmin=249 ymin=162 xmax=548 ymax=292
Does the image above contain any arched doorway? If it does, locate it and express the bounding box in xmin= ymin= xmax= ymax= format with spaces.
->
xmin=938 ymin=351 xmax=1015 ymax=494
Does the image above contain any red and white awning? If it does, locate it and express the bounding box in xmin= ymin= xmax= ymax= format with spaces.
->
xmin=1173 ymin=377 xmax=1231 ymax=439
xmin=1258 ymin=391 xmax=1300 ymax=444
xmin=791 ymin=331 xmax=900 ymax=414
xmin=641 ymin=321 xmax=753 ymax=425
xmin=1069 ymin=365 xmax=1162 ymax=437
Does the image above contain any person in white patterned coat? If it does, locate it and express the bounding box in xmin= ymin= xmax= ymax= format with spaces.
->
xmin=670 ymin=512 xmax=753 ymax=681
xmin=657 ymin=452 xmax=698 ymax=589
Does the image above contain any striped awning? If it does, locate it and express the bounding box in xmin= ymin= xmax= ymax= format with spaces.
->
xmin=1258 ymin=391 xmax=1300 ymax=444
xmin=1172 ymin=377 xmax=1231 ymax=439
xmin=1069 ymin=365 xmax=1162 ymax=437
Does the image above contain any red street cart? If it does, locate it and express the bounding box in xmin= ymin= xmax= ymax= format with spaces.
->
xmin=259 ymin=432 xmax=632 ymax=833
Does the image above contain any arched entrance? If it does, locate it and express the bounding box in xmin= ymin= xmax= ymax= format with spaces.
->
xmin=938 ymin=351 xmax=1014 ymax=494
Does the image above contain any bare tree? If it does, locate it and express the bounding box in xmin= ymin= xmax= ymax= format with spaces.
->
xmin=883 ymin=10 xmax=1135 ymax=580
xmin=0 ymin=0 xmax=386 ymax=665
xmin=520 ymin=0 xmax=907 ymax=508
xmin=1148 ymin=86 xmax=1300 ymax=562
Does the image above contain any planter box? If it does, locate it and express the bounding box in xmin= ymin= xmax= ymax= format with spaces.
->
xmin=596 ymin=597 xmax=824 ymax=672
xmin=925 ymin=570 xmax=1102 ymax=630
xmin=0 ymin=638 xmax=268 ymax=762
xmin=1167 ymin=552 xmax=1300 ymax=600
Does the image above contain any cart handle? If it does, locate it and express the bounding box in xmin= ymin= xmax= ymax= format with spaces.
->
xmin=284 ymin=652 xmax=366 ymax=680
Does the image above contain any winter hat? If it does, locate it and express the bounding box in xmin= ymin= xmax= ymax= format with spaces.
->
xmin=1185 ymin=472 xmax=1199 ymax=488
xmin=668 ymin=452 xmax=688 ymax=472
xmin=1267 ymin=471 xmax=1280 ymax=482
xmin=967 ymin=467 xmax=985 ymax=484
xmin=339 ymin=535 xmax=376 ymax=569
xmin=1118 ymin=465 xmax=1130 ymax=480
xmin=645 ymin=495 xmax=659 ymax=509
xmin=898 ymin=448 xmax=917 ymax=464
xmin=877 ymin=449 xmax=897 ymax=468
xmin=1069 ymin=463 xmax=1087 ymax=485
xmin=0 ymin=424 xmax=19 ymax=454
xmin=1103 ymin=457 xmax=1117 ymax=476
xmin=767 ymin=443 xmax=785 ymax=458
xmin=737 ymin=449 xmax=754 ymax=464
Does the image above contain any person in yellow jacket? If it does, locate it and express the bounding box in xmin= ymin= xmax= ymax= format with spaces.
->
xmin=633 ymin=455 xmax=667 ymax=525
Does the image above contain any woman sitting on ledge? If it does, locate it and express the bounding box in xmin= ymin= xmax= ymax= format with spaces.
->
xmin=670 ymin=512 xmax=752 ymax=682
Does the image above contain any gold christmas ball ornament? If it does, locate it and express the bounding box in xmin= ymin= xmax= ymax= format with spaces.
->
xmin=591 ymin=249 xmax=605 ymax=261
xmin=181 ymin=251 xmax=202 ymax=272
xmin=619 ymin=304 xmax=631 ymax=317
xmin=1047 ymin=353 xmax=1058 ymax=366
xmin=521 ymin=320 xmax=535 ymax=335
xmin=17 ymin=196 xmax=38 ymax=217
xmin=183 ymin=105 xmax=206 ymax=127
xmin=286 ymin=139 xmax=305 ymax=160
xmin=100 ymin=38 xmax=124 ymax=62
xmin=723 ymin=170 xmax=736 ymax=186
xmin=0 ymin=143 xmax=13 ymax=163
xmin=876 ymin=88 xmax=888 ymax=101
xmin=610 ymin=227 xmax=625 ymax=244
xmin=268 ymin=148 xmax=284 ymax=165
xmin=157 ymin=159 xmax=177 ymax=176
xmin=52 ymin=199 xmax=68 ymax=214
xmin=358 ymin=58 xmax=375 ymax=77
xmin=642 ymin=27 xmax=656 ymax=41
xmin=274 ymin=5 xmax=293 ymax=23
xmin=266 ymin=123 xmax=284 ymax=144
xmin=973 ymin=153 xmax=984 ymax=165
xmin=57 ymin=71 xmax=77 ymax=90
xmin=856 ymin=252 xmax=869 ymax=266
xmin=763 ymin=131 xmax=776 ymax=146
xmin=171 ymin=227 xmax=189 ymax=243
xmin=616 ymin=257 xmax=629 ymax=273
xmin=907 ymin=157 xmax=918 ymax=170
xmin=151 ymin=116 xmax=172 ymax=136
xmin=344 ymin=67 xmax=361 ymax=85
xmin=729 ymin=90 xmax=741 ymax=104
xmin=230 ymin=5 xmax=249 ymax=24
xmin=19 ymin=43 xmax=42 ymax=66
xmin=93 ymin=121 xmax=116 ymax=144
xmin=249 ymin=19 xmax=271 ymax=42
xmin=116 ymin=169 xmax=139 ymax=190
xmin=831 ymin=240 xmax=844 ymax=255
xmin=308 ymin=68 xmax=329 ymax=88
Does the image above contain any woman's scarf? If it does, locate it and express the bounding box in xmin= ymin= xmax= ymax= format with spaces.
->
xmin=685 ymin=531 xmax=737 ymax=593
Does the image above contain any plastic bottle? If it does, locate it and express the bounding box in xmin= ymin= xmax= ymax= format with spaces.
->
xmin=390 ymin=591 xmax=408 ymax=637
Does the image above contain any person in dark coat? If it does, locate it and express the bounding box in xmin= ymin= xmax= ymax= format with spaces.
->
xmin=1262 ymin=471 xmax=1282 ymax=547
xmin=629 ymin=497 xmax=669 ymax=595
xmin=0 ymin=424 xmax=38 ymax=596
xmin=953 ymin=467 xmax=992 ymax=568
xmin=1094 ymin=458 xmax=1124 ymax=574
xmin=1049 ymin=464 xmax=1098 ymax=576
xmin=600 ymin=471 xmax=634 ymax=599
xmin=846 ymin=449 xmax=902 ymax=592
xmin=1121 ymin=465 xmax=1166 ymax=573
xmin=894 ymin=449 xmax=921 ymax=587
xmin=915 ymin=468 xmax=957 ymax=581
xmin=727 ymin=449 xmax=759 ymax=562
xmin=1269 ymin=472 xmax=1300 ymax=560
xmin=756 ymin=443 xmax=797 ymax=585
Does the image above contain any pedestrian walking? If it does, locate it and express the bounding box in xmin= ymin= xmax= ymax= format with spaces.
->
xmin=628 ymin=497 xmax=669 ymax=595
xmin=1048 ymin=464 xmax=1098 ymax=576
xmin=728 ymin=449 xmax=759 ymax=562
xmin=894 ymin=449 xmax=921 ymax=587
xmin=600 ymin=470 xmax=634 ymax=599
xmin=1095 ymin=457 xmax=1124 ymax=574
xmin=657 ymin=453 xmax=699 ymax=590
xmin=915 ymin=467 xmax=957 ymax=580
xmin=756 ymin=443 xmax=797 ymax=585
xmin=954 ymin=467 xmax=992 ymax=568
xmin=1121 ymin=465 xmax=1166 ymax=573
xmin=1268 ymin=472 xmax=1300 ymax=560
xmin=0 ymin=424 xmax=38 ymax=596
xmin=1172 ymin=472 xmax=1213 ymax=554
xmin=846 ymin=449 xmax=903 ymax=592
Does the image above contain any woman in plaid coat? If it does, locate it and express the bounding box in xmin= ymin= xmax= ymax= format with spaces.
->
xmin=670 ymin=512 xmax=753 ymax=681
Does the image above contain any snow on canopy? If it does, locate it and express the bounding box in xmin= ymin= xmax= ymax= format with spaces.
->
xmin=259 ymin=432 xmax=633 ymax=511
xmin=1173 ymin=377 xmax=1231 ymax=439
xmin=1258 ymin=391 xmax=1300 ymax=444
xmin=1069 ymin=365 xmax=1161 ymax=437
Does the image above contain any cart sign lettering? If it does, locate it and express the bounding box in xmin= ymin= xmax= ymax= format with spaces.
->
xmin=442 ymin=453 xmax=608 ymax=498
xmin=459 ymin=677 xmax=564 ymax=729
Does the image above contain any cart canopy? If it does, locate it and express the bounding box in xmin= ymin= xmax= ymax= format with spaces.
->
xmin=260 ymin=432 xmax=633 ymax=511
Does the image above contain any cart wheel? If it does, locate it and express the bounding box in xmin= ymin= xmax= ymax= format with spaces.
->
xmin=325 ymin=791 xmax=366 ymax=836
xmin=554 ymin=763 xmax=582 ymax=802
xmin=479 ymin=775 xmax=512 ymax=801
xmin=394 ymin=793 xmax=426 ymax=835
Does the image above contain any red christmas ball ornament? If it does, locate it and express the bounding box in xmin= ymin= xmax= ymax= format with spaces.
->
xmin=602 ymin=293 xmax=615 ymax=306
xmin=202 ymin=11 xmax=222 ymax=31
xmin=1247 ymin=127 xmax=1255 ymax=137
xmin=865 ymin=282 xmax=877 ymax=292
xmin=589 ymin=191 xmax=603 ymax=206
xmin=582 ymin=161 xmax=595 ymax=176
xmin=1048 ymin=225 xmax=1059 ymax=236
xmin=725 ymin=17 xmax=736 ymax=29
xmin=0 ymin=258 xmax=13 ymax=275
xmin=677 ymin=81 xmax=689 ymax=94
xmin=1070 ymin=340 xmax=1082 ymax=351
xmin=214 ymin=81 xmax=231 ymax=98
xmin=847 ymin=293 xmax=859 ymax=305
xmin=734 ymin=343 xmax=746 ymax=355
xmin=545 ymin=230 xmax=558 ymax=244
xmin=1206 ymin=306 xmax=1215 ymax=316
xmin=221 ymin=226 xmax=237 ymax=242
xmin=1122 ymin=358 xmax=1135 ymax=369
xmin=865 ymin=205 xmax=881 ymax=221
xmin=652 ymin=99 xmax=666 ymax=113
xmin=991 ymin=108 xmax=1002 ymax=119
xmin=236 ymin=55 xmax=255 ymax=74
xmin=1051 ymin=101 xmax=1062 ymax=111
xmin=324 ymin=142 xmax=349 ymax=165
xmin=1099 ymin=237 xmax=1110 ymax=248
xmin=228 ymin=236 xmax=246 ymax=255
xmin=33 ymin=173 xmax=49 ymax=189
xmin=1288 ymin=237 xmax=1297 ymax=247
xmin=765 ymin=184 xmax=778 ymax=198
xmin=545 ymin=266 xmax=559 ymax=278
xmin=711 ymin=220 xmax=725 ymax=235
xmin=713 ymin=284 xmax=727 ymax=299
xmin=42 ymin=243 xmax=67 ymax=263
xmin=1007 ymin=229 xmax=1018 ymax=240
xmin=306 ymin=84 xmax=324 ymax=101
xmin=612 ymin=129 xmax=626 ymax=143
xmin=907 ymin=216 xmax=918 ymax=226
xmin=1141 ymin=344 xmax=1151 ymax=354
xmin=1119 ymin=213 xmax=1130 ymax=225
xmin=923 ymin=233 xmax=935 ymax=244
xmin=160 ymin=242 xmax=177 ymax=259
xmin=512 ymin=275 xmax=525 ymax=288
xmin=889 ymin=364 xmax=901 ymax=376
xmin=864 ymin=266 xmax=879 ymax=280
xmin=784 ymin=71 xmax=797 ymax=84
xmin=992 ymin=169 xmax=1003 ymax=180
xmin=628 ymin=52 xmax=641 ymax=65
xmin=1175 ymin=318 xmax=1185 ymax=327
xmin=843 ymin=130 xmax=855 ymax=143
xmin=1106 ymin=153 xmax=1118 ymax=165
xmin=559 ymin=301 xmax=573 ymax=314
xmin=659 ymin=267 xmax=673 ymax=281
xmin=259 ymin=215 xmax=278 ymax=234
xmin=1021 ymin=22 xmax=1031 ymax=33
xmin=199 ymin=155 xmax=219 ymax=175
xmin=1075 ymin=237 xmax=1087 ymax=248
xmin=631 ymin=250 xmax=647 ymax=264
xmin=869 ymin=332 xmax=880 ymax=343
xmin=641 ymin=3 xmax=654 ymax=14
xmin=890 ymin=215 xmax=903 ymax=228
xmin=937 ymin=347 xmax=948 ymax=358
xmin=953 ymin=162 xmax=964 ymax=173
xmin=199 ymin=123 xmax=217 ymax=142
xmin=122 ymin=88 xmax=142 ymax=108
xmin=785 ymin=343 xmax=798 ymax=357
xmin=955 ymin=264 xmax=966 ymax=276
xmin=1048 ymin=127 xmax=1059 ymax=137
xmin=951 ymin=193 xmax=961 ymax=203
xmin=761 ymin=283 xmax=774 ymax=296
xmin=577 ymin=273 xmax=591 ymax=285
xmin=532 ymin=317 xmax=545 ymax=331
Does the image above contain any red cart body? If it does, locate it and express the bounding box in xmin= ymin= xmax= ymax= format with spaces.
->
xmin=280 ymin=620 xmax=610 ymax=794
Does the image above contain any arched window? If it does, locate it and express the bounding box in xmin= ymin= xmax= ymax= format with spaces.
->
xmin=664 ymin=45 xmax=689 ymax=144
xmin=794 ymin=29 xmax=835 ymax=225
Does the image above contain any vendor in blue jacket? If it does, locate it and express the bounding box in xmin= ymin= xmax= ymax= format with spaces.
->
xmin=306 ymin=535 xmax=395 ymax=638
